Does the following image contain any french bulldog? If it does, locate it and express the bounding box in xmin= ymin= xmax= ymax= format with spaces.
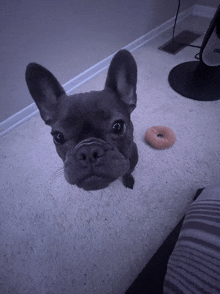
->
xmin=25 ymin=49 xmax=138 ymax=190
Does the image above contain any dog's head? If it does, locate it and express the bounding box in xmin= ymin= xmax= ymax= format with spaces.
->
xmin=25 ymin=50 xmax=138 ymax=190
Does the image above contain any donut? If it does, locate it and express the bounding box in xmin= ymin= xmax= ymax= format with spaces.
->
xmin=145 ymin=126 xmax=175 ymax=149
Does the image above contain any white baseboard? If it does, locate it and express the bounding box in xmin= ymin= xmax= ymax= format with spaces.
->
xmin=193 ymin=4 xmax=216 ymax=19
xmin=0 ymin=4 xmax=214 ymax=137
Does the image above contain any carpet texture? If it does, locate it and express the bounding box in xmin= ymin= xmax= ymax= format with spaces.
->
xmin=1 ymin=15 xmax=220 ymax=294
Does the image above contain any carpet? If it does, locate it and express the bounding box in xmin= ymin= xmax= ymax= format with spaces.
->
xmin=1 ymin=15 xmax=220 ymax=294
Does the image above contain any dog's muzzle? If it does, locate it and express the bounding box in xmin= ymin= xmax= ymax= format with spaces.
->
xmin=74 ymin=138 xmax=107 ymax=166
xmin=64 ymin=138 xmax=130 ymax=190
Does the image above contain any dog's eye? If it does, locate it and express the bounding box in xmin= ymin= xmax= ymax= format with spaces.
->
xmin=53 ymin=132 xmax=65 ymax=144
xmin=112 ymin=120 xmax=125 ymax=134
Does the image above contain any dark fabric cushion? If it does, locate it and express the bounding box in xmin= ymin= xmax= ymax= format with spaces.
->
xmin=163 ymin=185 xmax=220 ymax=294
xmin=125 ymin=189 xmax=203 ymax=294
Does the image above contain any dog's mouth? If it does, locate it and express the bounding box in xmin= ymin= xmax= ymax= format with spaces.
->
xmin=77 ymin=174 xmax=115 ymax=191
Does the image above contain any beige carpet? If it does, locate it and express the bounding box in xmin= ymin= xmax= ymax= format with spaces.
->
xmin=1 ymin=15 xmax=220 ymax=294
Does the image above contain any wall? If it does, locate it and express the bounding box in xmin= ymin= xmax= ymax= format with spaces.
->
xmin=0 ymin=0 xmax=199 ymax=121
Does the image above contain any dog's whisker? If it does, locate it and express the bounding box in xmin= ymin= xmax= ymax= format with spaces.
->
xmin=67 ymin=182 xmax=75 ymax=192
xmin=51 ymin=167 xmax=64 ymax=181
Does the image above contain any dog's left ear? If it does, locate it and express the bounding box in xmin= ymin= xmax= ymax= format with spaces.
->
xmin=105 ymin=50 xmax=137 ymax=113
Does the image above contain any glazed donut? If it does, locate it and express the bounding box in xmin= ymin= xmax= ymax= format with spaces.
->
xmin=145 ymin=126 xmax=175 ymax=149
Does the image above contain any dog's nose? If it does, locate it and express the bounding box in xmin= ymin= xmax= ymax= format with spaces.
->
xmin=76 ymin=144 xmax=105 ymax=165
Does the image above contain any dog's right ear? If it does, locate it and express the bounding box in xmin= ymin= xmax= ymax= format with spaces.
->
xmin=25 ymin=63 xmax=66 ymax=125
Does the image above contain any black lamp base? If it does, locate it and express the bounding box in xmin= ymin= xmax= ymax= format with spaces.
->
xmin=168 ymin=61 xmax=220 ymax=101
